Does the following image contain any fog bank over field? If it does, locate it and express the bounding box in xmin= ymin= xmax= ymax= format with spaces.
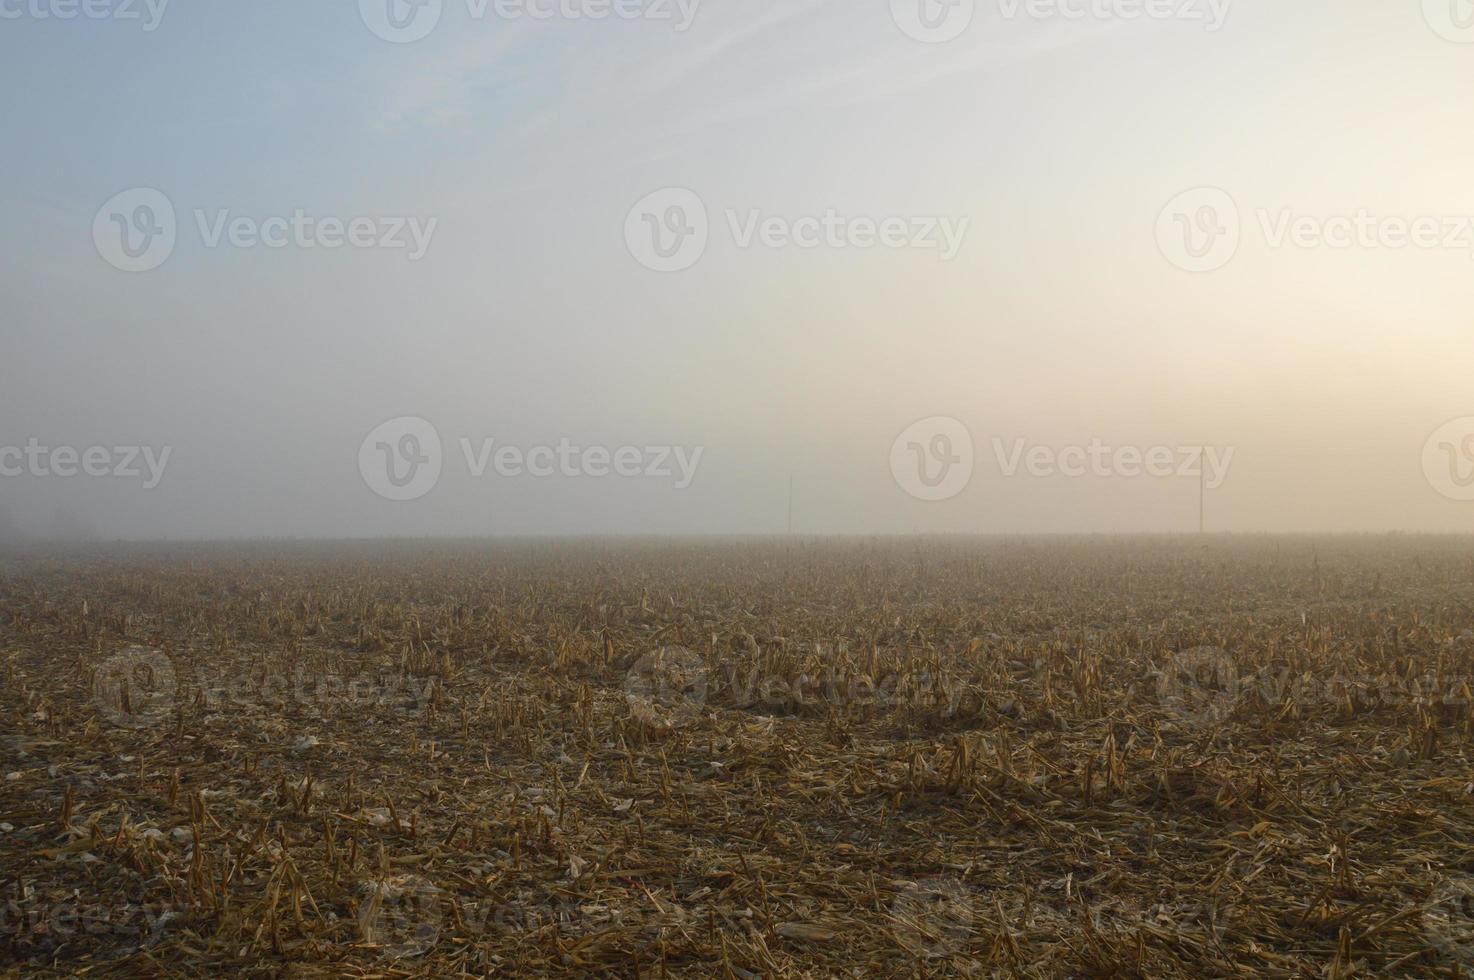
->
xmin=3 ymin=1 xmax=1473 ymax=540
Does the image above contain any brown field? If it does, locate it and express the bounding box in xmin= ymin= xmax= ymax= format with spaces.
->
xmin=5 ymin=536 xmax=1474 ymax=977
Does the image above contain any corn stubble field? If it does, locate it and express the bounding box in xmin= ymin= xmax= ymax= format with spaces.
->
xmin=5 ymin=537 xmax=1474 ymax=977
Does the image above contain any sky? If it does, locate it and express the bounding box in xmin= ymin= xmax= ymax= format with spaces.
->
xmin=2 ymin=0 xmax=1474 ymax=539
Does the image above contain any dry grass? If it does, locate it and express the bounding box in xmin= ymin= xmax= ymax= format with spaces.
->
xmin=4 ymin=536 xmax=1474 ymax=977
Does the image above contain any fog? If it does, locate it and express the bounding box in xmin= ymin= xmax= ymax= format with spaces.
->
xmin=3 ymin=0 xmax=1473 ymax=540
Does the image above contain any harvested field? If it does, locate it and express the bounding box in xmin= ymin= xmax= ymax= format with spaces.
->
xmin=4 ymin=536 xmax=1474 ymax=977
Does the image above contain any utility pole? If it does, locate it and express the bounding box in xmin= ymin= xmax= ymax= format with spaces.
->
xmin=787 ymin=475 xmax=794 ymax=536
xmin=1199 ymin=460 xmax=1205 ymax=535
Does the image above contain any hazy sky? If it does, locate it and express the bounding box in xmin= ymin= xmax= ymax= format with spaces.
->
xmin=2 ymin=0 xmax=1473 ymax=539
